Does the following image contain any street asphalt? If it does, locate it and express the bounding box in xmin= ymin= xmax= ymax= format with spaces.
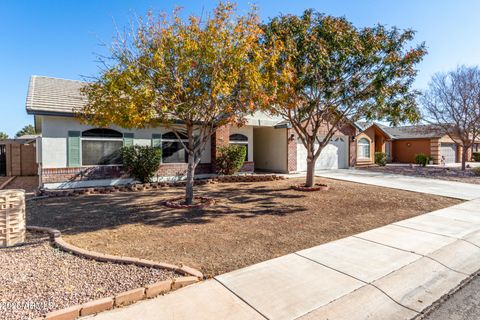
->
xmin=423 ymin=274 xmax=480 ymax=320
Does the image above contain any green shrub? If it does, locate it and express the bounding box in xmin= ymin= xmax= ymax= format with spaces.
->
xmin=374 ymin=152 xmax=387 ymax=166
xmin=473 ymin=152 xmax=480 ymax=162
xmin=216 ymin=144 xmax=247 ymax=175
xmin=473 ymin=167 xmax=480 ymax=176
xmin=415 ymin=153 xmax=429 ymax=167
xmin=121 ymin=145 xmax=162 ymax=183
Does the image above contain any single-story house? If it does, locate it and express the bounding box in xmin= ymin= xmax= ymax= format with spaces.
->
xmin=26 ymin=76 xmax=358 ymax=189
xmin=356 ymin=122 xmax=479 ymax=165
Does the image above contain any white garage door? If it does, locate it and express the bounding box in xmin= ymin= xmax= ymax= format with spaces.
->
xmin=441 ymin=143 xmax=457 ymax=164
xmin=297 ymin=136 xmax=349 ymax=171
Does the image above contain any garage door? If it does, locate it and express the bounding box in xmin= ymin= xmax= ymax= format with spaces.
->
xmin=296 ymin=136 xmax=349 ymax=171
xmin=441 ymin=143 xmax=457 ymax=164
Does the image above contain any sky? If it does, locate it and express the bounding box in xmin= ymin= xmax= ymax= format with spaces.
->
xmin=1 ymin=0 xmax=480 ymax=137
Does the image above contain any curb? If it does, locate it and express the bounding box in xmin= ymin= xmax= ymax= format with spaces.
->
xmin=27 ymin=226 xmax=203 ymax=319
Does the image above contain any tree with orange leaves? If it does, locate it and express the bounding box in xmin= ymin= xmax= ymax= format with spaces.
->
xmin=80 ymin=2 xmax=268 ymax=204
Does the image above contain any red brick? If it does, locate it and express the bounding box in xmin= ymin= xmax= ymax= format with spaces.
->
xmin=45 ymin=305 xmax=81 ymax=320
xmin=80 ymin=297 xmax=114 ymax=316
xmin=114 ymin=288 xmax=145 ymax=306
xmin=145 ymin=280 xmax=173 ymax=298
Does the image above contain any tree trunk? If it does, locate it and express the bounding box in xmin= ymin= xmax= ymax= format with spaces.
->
xmin=461 ymin=145 xmax=468 ymax=171
xmin=305 ymin=157 xmax=315 ymax=187
xmin=185 ymin=151 xmax=195 ymax=205
xmin=185 ymin=124 xmax=195 ymax=205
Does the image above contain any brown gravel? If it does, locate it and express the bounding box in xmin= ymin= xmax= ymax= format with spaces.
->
xmin=0 ymin=233 xmax=178 ymax=320
xmin=27 ymin=178 xmax=461 ymax=278
xmin=361 ymin=165 xmax=480 ymax=184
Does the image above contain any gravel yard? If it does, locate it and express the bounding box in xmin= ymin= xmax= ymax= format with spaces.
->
xmin=360 ymin=165 xmax=480 ymax=184
xmin=27 ymin=177 xmax=460 ymax=278
xmin=0 ymin=233 xmax=178 ymax=320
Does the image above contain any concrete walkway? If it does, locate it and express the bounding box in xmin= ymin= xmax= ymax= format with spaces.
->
xmin=87 ymin=172 xmax=480 ymax=320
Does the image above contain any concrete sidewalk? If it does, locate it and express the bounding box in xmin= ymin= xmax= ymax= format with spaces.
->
xmin=87 ymin=173 xmax=480 ymax=320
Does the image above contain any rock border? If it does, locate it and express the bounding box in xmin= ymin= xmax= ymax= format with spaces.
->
xmin=162 ymin=196 xmax=216 ymax=209
xmin=291 ymin=183 xmax=329 ymax=192
xmin=37 ymin=175 xmax=286 ymax=198
xmin=27 ymin=226 xmax=203 ymax=320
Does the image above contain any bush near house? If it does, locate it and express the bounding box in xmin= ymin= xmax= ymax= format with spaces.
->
xmin=121 ymin=146 xmax=162 ymax=183
xmin=472 ymin=152 xmax=480 ymax=162
xmin=473 ymin=167 xmax=480 ymax=176
xmin=216 ymin=145 xmax=247 ymax=175
xmin=415 ymin=153 xmax=430 ymax=167
xmin=374 ymin=152 xmax=387 ymax=166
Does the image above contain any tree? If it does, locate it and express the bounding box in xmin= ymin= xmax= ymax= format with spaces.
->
xmin=421 ymin=66 xmax=480 ymax=170
xmin=0 ymin=132 xmax=8 ymax=139
xmin=79 ymin=2 xmax=267 ymax=204
xmin=15 ymin=124 xmax=37 ymax=138
xmin=261 ymin=10 xmax=426 ymax=187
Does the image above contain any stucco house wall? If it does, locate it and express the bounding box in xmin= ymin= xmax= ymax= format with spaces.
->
xmin=392 ymin=139 xmax=431 ymax=163
xmin=253 ymin=127 xmax=288 ymax=172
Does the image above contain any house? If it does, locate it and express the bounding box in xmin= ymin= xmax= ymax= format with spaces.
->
xmin=356 ymin=122 xmax=479 ymax=165
xmin=26 ymin=76 xmax=358 ymax=189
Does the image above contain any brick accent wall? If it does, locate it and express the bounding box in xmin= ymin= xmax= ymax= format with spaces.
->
xmin=239 ymin=161 xmax=255 ymax=173
xmin=42 ymin=163 xmax=213 ymax=184
xmin=211 ymin=125 xmax=230 ymax=173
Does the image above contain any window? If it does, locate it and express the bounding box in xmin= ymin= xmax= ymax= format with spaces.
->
xmin=357 ymin=138 xmax=370 ymax=159
xmin=229 ymin=133 xmax=248 ymax=161
xmin=81 ymin=128 xmax=123 ymax=165
xmin=162 ymin=132 xmax=188 ymax=163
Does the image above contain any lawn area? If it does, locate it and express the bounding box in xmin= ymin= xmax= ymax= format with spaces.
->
xmin=27 ymin=178 xmax=461 ymax=278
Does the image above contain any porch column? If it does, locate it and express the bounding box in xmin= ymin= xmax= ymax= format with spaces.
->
xmin=211 ymin=125 xmax=230 ymax=173
xmin=287 ymin=128 xmax=297 ymax=172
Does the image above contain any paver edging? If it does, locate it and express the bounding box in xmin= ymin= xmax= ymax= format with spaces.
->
xmin=27 ymin=226 xmax=202 ymax=319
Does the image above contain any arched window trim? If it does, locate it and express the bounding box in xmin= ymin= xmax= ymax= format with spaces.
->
xmin=82 ymin=128 xmax=123 ymax=139
xmin=229 ymin=134 xmax=248 ymax=143
xmin=358 ymin=137 xmax=371 ymax=159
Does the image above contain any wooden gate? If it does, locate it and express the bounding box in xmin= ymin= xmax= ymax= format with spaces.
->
xmin=0 ymin=145 xmax=6 ymax=176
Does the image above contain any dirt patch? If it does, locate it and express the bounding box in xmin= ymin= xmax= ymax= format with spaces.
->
xmin=2 ymin=176 xmax=39 ymax=193
xmin=0 ymin=232 xmax=178 ymax=320
xmin=361 ymin=166 xmax=480 ymax=184
xmin=27 ymin=178 xmax=461 ymax=278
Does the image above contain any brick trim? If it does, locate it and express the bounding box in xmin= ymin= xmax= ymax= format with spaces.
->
xmin=28 ymin=226 xmax=202 ymax=319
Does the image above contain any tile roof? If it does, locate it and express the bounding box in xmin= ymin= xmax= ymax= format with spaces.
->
xmin=356 ymin=121 xmax=448 ymax=139
xmin=26 ymin=76 xmax=88 ymax=115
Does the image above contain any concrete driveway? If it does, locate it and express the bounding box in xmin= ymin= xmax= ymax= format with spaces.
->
xmin=316 ymin=169 xmax=480 ymax=200
xmin=87 ymin=172 xmax=480 ymax=320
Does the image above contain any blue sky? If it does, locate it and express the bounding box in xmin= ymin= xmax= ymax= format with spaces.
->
xmin=1 ymin=0 xmax=480 ymax=137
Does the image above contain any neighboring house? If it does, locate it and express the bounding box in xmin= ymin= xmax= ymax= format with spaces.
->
xmin=355 ymin=122 xmax=393 ymax=166
xmin=356 ymin=122 xmax=479 ymax=165
xmin=26 ymin=76 xmax=358 ymax=189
